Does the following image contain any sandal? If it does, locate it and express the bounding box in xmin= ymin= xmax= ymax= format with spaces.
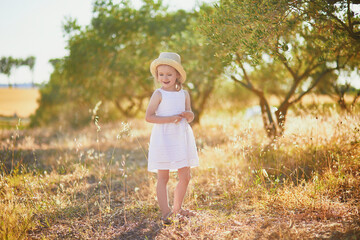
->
xmin=174 ymin=213 xmax=186 ymax=222
xmin=161 ymin=211 xmax=173 ymax=225
xmin=179 ymin=208 xmax=196 ymax=217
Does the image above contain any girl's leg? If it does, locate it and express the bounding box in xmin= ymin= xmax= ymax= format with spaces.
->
xmin=173 ymin=167 xmax=191 ymax=214
xmin=157 ymin=170 xmax=171 ymax=218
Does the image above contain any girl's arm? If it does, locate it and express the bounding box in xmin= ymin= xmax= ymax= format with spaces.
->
xmin=181 ymin=90 xmax=195 ymax=123
xmin=145 ymin=90 xmax=183 ymax=124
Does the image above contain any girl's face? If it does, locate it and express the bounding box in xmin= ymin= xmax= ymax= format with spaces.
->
xmin=157 ymin=65 xmax=179 ymax=91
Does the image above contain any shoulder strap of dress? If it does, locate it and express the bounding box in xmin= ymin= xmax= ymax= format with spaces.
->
xmin=182 ymin=89 xmax=186 ymax=97
xmin=155 ymin=88 xmax=163 ymax=100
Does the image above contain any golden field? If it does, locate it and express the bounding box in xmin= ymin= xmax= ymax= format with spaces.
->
xmin=0 ymin=88 xmax=39 ymax=118
xmin=0 ymin=87 xmax=352 ymax=119
xmin=0 ymin=105 xmax=359 ymax=239
xmin=0 ymin=86 xmax=354 ymax=121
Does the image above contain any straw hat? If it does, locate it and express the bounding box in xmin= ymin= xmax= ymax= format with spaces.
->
xmin=150 ymin=52 xmax=186 ymax=83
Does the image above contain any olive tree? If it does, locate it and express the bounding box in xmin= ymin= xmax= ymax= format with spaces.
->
xmin=200 ymin=0 xmax=360 ymax=137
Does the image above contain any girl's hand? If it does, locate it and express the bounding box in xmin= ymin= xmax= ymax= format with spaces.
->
xmin=180 ymin=111 xmax=194 ymax=123
xmin=172 ymin=115 xmax=183 ymax=124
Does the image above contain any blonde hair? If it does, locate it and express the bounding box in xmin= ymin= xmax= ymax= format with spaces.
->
xmin=175 ymin=78 xmax=182 ymax=91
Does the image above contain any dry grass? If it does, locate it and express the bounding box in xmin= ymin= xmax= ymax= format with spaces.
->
xmin=0 ymin=88 xmax=39 ymax=118
xmin=267 ymin=93 xmax=354 ymax=106
xmin=0 ymin=106 xmax=359 ymax=239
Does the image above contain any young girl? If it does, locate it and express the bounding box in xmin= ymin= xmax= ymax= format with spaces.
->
xmin=145 ymin=52 xmax=199 ymax=224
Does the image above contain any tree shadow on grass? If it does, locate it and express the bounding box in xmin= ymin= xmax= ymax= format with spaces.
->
xmin=111 ymin=221 xmax=162 ymax=240
xmin=29 ymin=203 xmax=163 ymax=240
xmin=328 ymin=228 xmax=360 ymax=240
xmin=0 ymin=146 xmax=147 ymax=175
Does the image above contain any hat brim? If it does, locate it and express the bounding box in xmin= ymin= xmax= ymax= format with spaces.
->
xmin=150 ymin=59 xmax=186 ymax=83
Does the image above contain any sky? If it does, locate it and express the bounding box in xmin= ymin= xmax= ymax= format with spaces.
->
xmin=0 ymin=0 xmax=359 ymax=88
xmin=0 ymin=0 xmax=216 ymax=86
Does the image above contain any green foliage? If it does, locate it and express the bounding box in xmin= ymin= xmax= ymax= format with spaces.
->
xmin=32 ymin=0 xmax=225 ymax=128
xmin=209 ymin=79 xmax=255 ymax=110
xmin=201 ymin=0 xmax=360 ymax=64
xmin=293 ymin=0 xmax=360 ymax=110
xmin=0 ymin=56 xmax=35 ymax=76
xmin=200 ymin=0 xmax=290 ymax=64
xmin=200 ymin=0 xmax=360 ymax=137
xmin=30 ymin=59 xmax=91 ymax=128
xmin=0 ymin=56 xmax=36 ymax=86
xmin=300 ymin=0 xmax=360 ymax=45
xmin=164 ymin=4 xmax=228 ymax=123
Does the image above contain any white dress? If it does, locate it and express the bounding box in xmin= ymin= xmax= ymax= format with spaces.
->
xmin=148 ymin=88 xmax=199 ymax=172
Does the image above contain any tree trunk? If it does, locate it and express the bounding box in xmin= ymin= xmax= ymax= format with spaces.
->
xmin=191 ymin=108 xmax=200 ymax=125
xmin=338 ymin=96 xmax=349 ymax=112
xmin=259 ymin=95 xmax=277 ymax=138
xmin=191 ymin=79 xmax=216 ymax=125
xmin=351 ymin=90 xmax=360 ymax=109
xmin=114 ymin=99 xmax=137 ymax=118
xmin=275 ymin=102 xmax=290 ymax=136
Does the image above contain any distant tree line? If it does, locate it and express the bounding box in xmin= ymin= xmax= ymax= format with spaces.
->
xmin=0 ymin=56 xmax=36 ymax=87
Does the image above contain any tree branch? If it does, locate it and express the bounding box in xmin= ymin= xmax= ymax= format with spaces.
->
xmin=295 ymin=55 xmax=303 ymax=77
xmin=328 ymin=12 xmax=354 ymax=37
xmin=347 ymin=0 xmax=352 ymax=29
xmin=235 ymin=53 xmax=253 ymax=87
xmin=114 ymin=99 xmax=129 ymax=117
xmin=338 ymin=52 xmax=356 ymax=69
xmin=276 ymin=50 xmax=297 ymax=80
xmin=281 ymin=58 xmax=322 ymax=109
xmin=290 ymin=68 xmax=333 ymax=104
xmin=231 ymin=75 xmax=252 ymax=91
xmin=230 ymin=75 xmax=264 ymax=97
xmin=351 ymin=90 xmax=360 ymax=107
xmin=298 ymin=60 xmax=321 ymax=80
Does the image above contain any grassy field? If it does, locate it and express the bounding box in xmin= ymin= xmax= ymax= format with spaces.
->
xmin=0 ymin=88 xmax=39 ymax=118
xmin=0 ymin=88 xmax=39 ymax=129
xmin=0 ymin=104 xmax=359 ymax=239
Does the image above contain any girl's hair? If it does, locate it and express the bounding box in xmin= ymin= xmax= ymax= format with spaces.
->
xmin=154 ymin=66 xmax=182 ymax=91
xmin=175 ymin=78 xmax=182 ymax=91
